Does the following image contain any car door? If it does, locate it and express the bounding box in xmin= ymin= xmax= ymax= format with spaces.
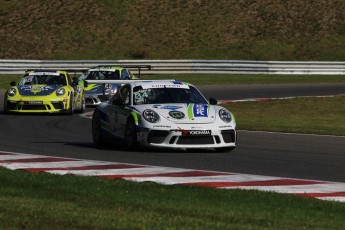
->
xmin=107 ymin=84 xmax=132 ymax=138
xmin=70 ymin=75 xmax=84 ymax=108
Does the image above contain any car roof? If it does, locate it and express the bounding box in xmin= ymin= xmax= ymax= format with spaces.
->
xmin=25 ymin=70 xmax=68 ymax=75
xmin=88 ymin=66 xmax=125 ymax=72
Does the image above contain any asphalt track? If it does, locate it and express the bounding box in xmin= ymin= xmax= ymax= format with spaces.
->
xmin=1 ymin=83 xmax=345 ymax=183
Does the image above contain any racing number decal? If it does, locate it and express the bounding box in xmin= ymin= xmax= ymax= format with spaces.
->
xmin=187 ymin=104 xmax=209 ymax=119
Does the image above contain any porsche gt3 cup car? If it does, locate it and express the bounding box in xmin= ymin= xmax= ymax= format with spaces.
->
xmin=79 ymin=65 xmax=150 ymax=106
xmin=4 ymin=70 xmax=86 ymax=114
xmin=91 ymin=80 xmax=236 ymax=151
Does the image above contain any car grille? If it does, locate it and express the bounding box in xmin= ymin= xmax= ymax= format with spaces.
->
xmin=98 ymin=95 xmax=109 ymax=102
xmin=52 ymin=102 xmax=64 ymax=110
xmin=147 ymin=130 xmax=169 ymax=144
xmin=6 ymin=102 xmax=17 ymax=110
xmin=176 ymin=136 xmax=214 ymax=145
xmin=221 ymin=130 xmax=236 ymax=143
xmin=21 ymin=105 xmax=49 ymax=110
xmin=85 ymin=98 xmax=94 ymax=104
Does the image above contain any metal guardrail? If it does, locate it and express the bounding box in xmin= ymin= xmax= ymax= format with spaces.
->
xmin=2 ymin=59 xmax=345 ymax=75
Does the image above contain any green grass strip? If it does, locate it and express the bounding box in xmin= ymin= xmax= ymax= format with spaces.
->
xmin=223 ymin=96 xmax=345 ymax=136
xmin=1 ymin=167 xmax=345 ymax=229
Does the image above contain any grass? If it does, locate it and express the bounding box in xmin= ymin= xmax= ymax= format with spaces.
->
xmin=1 ymin=167 xmax=345 ymax=229
xmin=223 ymin=96 xmax=345 ymax=136
xmin=3 ymin=1 xmax=345 ymax=60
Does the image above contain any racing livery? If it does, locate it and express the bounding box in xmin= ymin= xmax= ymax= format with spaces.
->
xmin=4 ymin=70 xmax=86 ymax=114
xmin=79 ymin=65 xmax=150 ymax=106
xmin=91 ymin=80 xmax=236 ymax=151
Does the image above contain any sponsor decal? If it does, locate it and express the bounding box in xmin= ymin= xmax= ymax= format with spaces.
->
xmin=147 ymin=83 xmax=189 ymax=89
xmin=25 ymin=101 xmax=43 ymax=105
xmin=193 ymin=104 xmax=208 ymax=117
xmin=31 ymin=86 xmax=45 ymax=93
xmin=153 ymin=125 xmax=171 ymax=128
xmin=169 ymin=110 xmax=185 ymax=119
xmin=181 ymin=130 xmax=211 ymax=136
xmin=188 ymin=104 xmax=209 ymax=119
xmin=29 ymin=72 xmax=59 ymax=76
xmin=191 ymin=126 xmax=203 ymax=129
xmin=155 ymin=105 xmax=183 ymax=110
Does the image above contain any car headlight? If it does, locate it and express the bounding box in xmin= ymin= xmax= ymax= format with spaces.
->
xmin=56 ymin=88 xmax=66 ymax=96
xmin=219 ymin=109 xmax=232 ymax=123
xmin=7 ymin=88 xmax=17 ymax=96
xmin=143 ymin=109 xmax=160 ymax=123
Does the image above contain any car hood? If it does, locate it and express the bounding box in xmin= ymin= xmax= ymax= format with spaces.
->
xmin=84 ymin=83 xmax=102 ymax=93
xmin=85 ymin=83 xmax=116 ymax=94
xmin=18 ymin=85 xmax=60 ymax=96
xmin=137 ymin=103 xmax=217 ymax=124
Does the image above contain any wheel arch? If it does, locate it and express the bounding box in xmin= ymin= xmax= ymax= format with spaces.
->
xmin=128 ymin=111 xmax=140 ymax=126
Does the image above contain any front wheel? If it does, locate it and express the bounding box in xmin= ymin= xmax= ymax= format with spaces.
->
xmin=124 ymin=118 xmax=139 ymax=149
xmin=76 ymin=94 xmax=86 ymax=113
xmin=3 ymin=96 xmax=8 ymax=114
xmin=68 ymin=95 xmax=74 ymax=115
xmin=92 ymin=111 xmax=105 ymax=148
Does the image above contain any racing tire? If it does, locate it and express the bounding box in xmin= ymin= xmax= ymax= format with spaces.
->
xmin=3 ymin=96 xmax=8 ymax=114
xmin=76 ymin=94 xmax=86 ymax=113
xmin=124 ymin=118 xmax=139 ymax=149
xmin=68 ymin=96 xmax=74 ymax=115
xmin=92 ymin=111 xmax=105 ymax=148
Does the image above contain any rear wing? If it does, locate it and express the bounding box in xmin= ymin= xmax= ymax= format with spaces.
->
xmin=90 ymin=65 xmax=152 ymax=78
xmin=85 ymin=79 xmax=176 ymax=85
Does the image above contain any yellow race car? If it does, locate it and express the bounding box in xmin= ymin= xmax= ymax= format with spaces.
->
xmin=4 ymin=70 xmax=86 ymax=114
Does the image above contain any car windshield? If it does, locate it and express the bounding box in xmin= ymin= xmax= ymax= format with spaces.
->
xmin=19 ymin=74 xmax=67 ymax=86
xmin=81 ymin=70 xmax=120 ymax=80
xmin=133 ymin=86 xmax=208 ymax=105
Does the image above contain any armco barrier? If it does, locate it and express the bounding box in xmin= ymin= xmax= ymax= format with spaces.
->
xmin=2 ymin=59 xmax=345 ymax=75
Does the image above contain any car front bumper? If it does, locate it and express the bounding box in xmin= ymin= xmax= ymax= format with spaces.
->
xmin=137 ymin=128 xmax=236 ymax=149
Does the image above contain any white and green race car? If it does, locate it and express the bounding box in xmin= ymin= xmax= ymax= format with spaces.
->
xmin=91 ymin=80 xmax=237 ymax=151
xmin=78 ymin=65 xmax=150 ymax=106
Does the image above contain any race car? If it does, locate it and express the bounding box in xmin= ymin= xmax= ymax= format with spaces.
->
xmin=4 ymin=70 xmax=86 ymax=114
xmin=91 ymin=80 xmax=236 ymax=151
xmin=79 ymin=65 xmax=150 ymax=106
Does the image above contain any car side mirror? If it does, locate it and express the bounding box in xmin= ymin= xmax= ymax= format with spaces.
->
xmin=83 ymin=81 xmax=88 ymax=88
xmin=10 ymin=81 xmax=16 ymax=86
xmin=209 ymin=97 xmax=218 ymax=105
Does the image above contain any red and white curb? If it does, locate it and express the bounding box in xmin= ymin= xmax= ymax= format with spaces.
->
xmin=1 ymin=150 xmax=345 ymax=202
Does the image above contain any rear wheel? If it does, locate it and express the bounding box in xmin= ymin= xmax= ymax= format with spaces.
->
xmin=125 ymin=118 xmax=138 ymax=149
xmin=92 ymin=111 xmax=105 ymax=148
